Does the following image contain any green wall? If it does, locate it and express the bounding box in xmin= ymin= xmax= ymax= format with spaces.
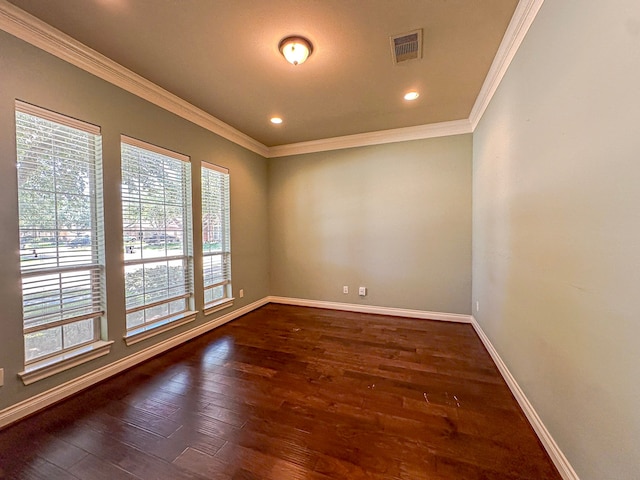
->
xmin=269 ymin=136 xmax=472 ymax=314
xmin=0 ymin=31 xmax=270 ymax=410
xmin=472 ymin=1 xmax=640 ymax=478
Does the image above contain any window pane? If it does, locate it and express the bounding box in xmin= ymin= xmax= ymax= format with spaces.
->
xmin=124 ymin=264 xmax=145 ymax=310
xmin=145 ymin=303 xmax=169 ymax=324
xmin=126 ymin=310 xmax=144 ymax=329
xmin=143 ymin=262 xmax=170 ymax=305
xmin=25 ymin=327 xmax=62 ymax=362
xmin=203 ymin=253 xmax=231 ymax=287
xmin=205 ymin=285 xmax=225 ymax=305
xmin=169 ymin=299 xmax=186 ymax=315
xmin=124 ymin=259 xmax=190 ymax=317
xmin=63 ymin=319 xmax=95 ymax=349
xmin=23 ymin=269 xmax=100 ymax=329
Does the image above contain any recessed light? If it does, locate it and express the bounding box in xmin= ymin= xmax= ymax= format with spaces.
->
xmin=270 ymin=117 xmax=283 ymax=124
xmin=404 ymin=91 xmax=420 ymax=101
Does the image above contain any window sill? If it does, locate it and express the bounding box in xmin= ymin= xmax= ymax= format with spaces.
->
xmin=19 ymin=340 xmax=114 ymax=386
xmin=124 ymin=311 xmax=197 ymax=346
xmin=204 ymin=298 xmax=234 ymax=316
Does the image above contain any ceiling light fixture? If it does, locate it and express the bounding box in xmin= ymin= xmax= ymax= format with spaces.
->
xmin=279 ymin=36 xmax=313 ymax=66
xmin=270 ymin=117 xmax=283 ymax=124
xmin=404 ymin=91 xmax=420 ymax=101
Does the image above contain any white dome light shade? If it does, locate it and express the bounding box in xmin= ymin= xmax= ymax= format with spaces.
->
xmin=279 ymin=36 xmax=313 ymax=66
xmin=404 ymin=91 xmax=420 ymax=101
xmin=270 ymin=117 xmax=283 ymax=124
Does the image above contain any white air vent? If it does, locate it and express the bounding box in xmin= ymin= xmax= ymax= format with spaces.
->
xmin=390 ymin=29 xmax=423 ymax=64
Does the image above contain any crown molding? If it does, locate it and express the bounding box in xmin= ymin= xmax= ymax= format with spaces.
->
xmin=268 ymin=119 xmax=473 ymax=158
xmin=0 ymin=0 xmax=542 ymax=159
xmin=469 ymin=0 xmax=544 ymax=130
xmin=0 ymin=0 xmax=269 ymax=158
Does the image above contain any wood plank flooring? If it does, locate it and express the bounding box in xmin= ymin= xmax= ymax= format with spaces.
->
xmin=0 ymin=304 xmax=561 ymax=479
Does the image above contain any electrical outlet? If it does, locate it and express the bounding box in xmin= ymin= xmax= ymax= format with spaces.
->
xmin=358 ymin=286 xmax=367 ymax=296
xmin=0 ymin=368 xmax=4 ymax=387
xmin=476 ymin=300 xmax=479 ymax=312
xmin=343 ymin=286 xmax=349 ymax=294
xmin=239 ymin=289 xmax=244 ymax=298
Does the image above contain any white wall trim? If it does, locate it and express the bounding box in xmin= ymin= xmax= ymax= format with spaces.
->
xmin=469 ymin=0 xmax=544 ymax=129
xmin=0 ymin=0 xmax=269 ymax=158
xmin=268 ymin=120 xmax=473 ymax=158
xmin=268 ymin=296 xmax=472 ymax=323
xmin=470 ymin=316 xmax=579 ymax=480
xmin=0 ymin=0 xmax=541 ymax=158
xmin=18 ymin=340 xmax=114 ymax=386
xmin=0 ymin=297 xmax=269 ymax=429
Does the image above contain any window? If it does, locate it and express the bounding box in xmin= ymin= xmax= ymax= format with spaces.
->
xmin=121 ymin=136 xmax=194 ymax=343
xmin=201 ymin=163 xmax=232 ymax=312
xmin=15 ymin=101 xmax=110 ymax=376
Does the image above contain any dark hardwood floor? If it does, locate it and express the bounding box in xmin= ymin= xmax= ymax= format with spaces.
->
xmin=0 ymin=304 xmax=561 ymax=479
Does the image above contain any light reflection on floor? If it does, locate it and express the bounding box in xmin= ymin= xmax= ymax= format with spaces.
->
xmin=202 ymin=336 xmax=233 ymax=367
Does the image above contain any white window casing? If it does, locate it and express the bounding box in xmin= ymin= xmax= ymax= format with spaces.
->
xmin=121 ymin=136 xmax=195 ymax=344
xmin=15 ymin=101 xmax=112 ymax=382
xmin=201 ymin=162 xmax=232 ymax=313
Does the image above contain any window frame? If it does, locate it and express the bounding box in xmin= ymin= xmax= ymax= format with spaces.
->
xmin=120 ymin=136 xmax=196 ymax=345
xmin=15 ymin=101 xmax=112 ymax=384
xmin=201 ymin=162 xmax=233 ymax=314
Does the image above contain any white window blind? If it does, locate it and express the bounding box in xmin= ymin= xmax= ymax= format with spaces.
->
xmin=121 ymin=136 xmax=193 ymax=333
xmin=15 ymin=101 xmax=104 ymax=365
xmin=201 ymin=162 xmax=231 ymax=308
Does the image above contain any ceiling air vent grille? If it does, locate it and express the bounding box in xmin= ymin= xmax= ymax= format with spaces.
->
xmin=390 ymin=29 xmax=423 ymax=64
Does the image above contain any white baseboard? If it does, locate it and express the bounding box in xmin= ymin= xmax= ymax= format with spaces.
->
xmin=470 ymin=316 xmax=579 ymax=480
xmin=0 ymin=297 xmax=269 ymax=429
xmin=267 ymin=296 xmax=472 ymax=323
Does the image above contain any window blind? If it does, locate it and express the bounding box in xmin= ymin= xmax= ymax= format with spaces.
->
xmin=201 ymin=162 xmax=231 ymax=307
xmin=15 ymin=101 xmax=104 ymax=364
xmin=121 ymin=136 xmax=193 ymax=332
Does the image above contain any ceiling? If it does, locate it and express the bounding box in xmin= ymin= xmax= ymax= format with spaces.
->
xmin=6 ymin=0 xmax=519 ymax=148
